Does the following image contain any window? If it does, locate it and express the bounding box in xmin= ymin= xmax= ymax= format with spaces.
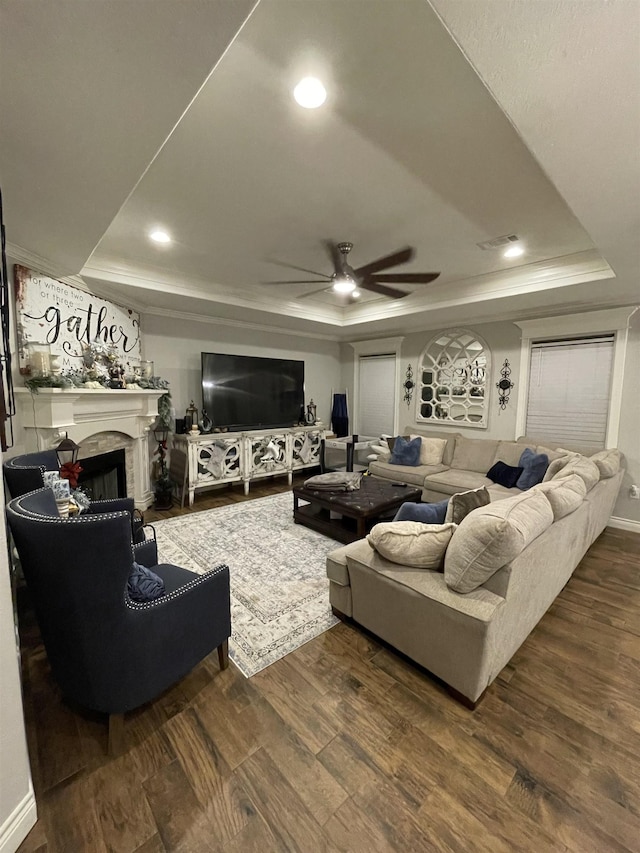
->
xmin=515 ymin=307 xmax=637 ymax=449
xmin=357 ymin=354 xmax=396 ymax=437
xmin=416 ymin=329 xmax=490 ymax=428
xmin=525 ymin=336 xmax=614 ymax=451
xmin=350 ymin=337 xmax=403 ymax=437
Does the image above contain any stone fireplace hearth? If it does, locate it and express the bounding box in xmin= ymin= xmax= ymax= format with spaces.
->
xmin=15 ymin=388 xmax=165 ymax=509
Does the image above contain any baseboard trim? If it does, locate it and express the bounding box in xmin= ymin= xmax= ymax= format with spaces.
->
xmin=0 ymin=785 xmax=37 ymax=853
xmin=608 ymin=515 xmax=640 ymax=533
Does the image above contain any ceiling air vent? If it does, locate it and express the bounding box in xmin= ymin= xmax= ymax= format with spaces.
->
xmin=477 ymin=234 xmax=519 ymax=251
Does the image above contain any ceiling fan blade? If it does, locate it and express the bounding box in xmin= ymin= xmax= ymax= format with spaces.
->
xmin=297 ymin=286 xmax=334 ymax=299
xmin=261 ymin=279 xmax=329 ymax=285
xmin=353 ymin=246 xmax=414 ymax=278
xmin=360 ymin=277 xmax=410 ymax=299
xmin=372 ymin=272 xmax=441 ymax=284
xmin=267 ymin=259 xmax=331 ymax=279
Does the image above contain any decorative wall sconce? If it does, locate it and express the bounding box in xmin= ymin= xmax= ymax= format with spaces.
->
xmin=496 ymin=359 xmax=514 ymax=410
xmin=403 ymin=364 xmax=415 ymax=407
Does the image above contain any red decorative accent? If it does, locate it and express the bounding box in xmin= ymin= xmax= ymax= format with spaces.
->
xmin=59 ymin=462 xmax=83 ymax=489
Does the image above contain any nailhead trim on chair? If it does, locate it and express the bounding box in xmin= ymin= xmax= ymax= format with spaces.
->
xmin=5 ymin=461 xmax=48 ymax=471
xmin=11 ymin=489 xmax=131 ymax=522
xmin=124 ymin=563 xmax=230 ymax=610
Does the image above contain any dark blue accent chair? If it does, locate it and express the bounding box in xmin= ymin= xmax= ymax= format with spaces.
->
xmin=3 ymin=451 xmax=147 ymax=543
xmin=7 ymin=488 xmax=231 ymax=754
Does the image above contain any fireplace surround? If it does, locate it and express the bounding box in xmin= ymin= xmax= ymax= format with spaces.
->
xmin=14 ymin=388 xmax=165 ymax=509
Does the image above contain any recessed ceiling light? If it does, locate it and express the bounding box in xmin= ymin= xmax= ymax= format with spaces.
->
xmin=503 ymin=245 xmax=524 ymax=258
xmin=149 ymin=229 xmax=171 ymax=244
xmin=293 ymin=77 xmax=327 ymax=109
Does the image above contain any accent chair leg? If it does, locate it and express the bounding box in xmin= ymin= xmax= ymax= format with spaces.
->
xmin=218 ymin=639 xmax=229 ymax=670
xmin=108 ymin=713 xmax=125 ymax=756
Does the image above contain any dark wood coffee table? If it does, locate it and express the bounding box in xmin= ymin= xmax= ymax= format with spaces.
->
xmin=293 ymin=476 xmax=423 ymax=544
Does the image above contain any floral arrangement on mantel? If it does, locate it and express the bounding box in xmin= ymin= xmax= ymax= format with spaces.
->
xmin=23 ymin=338 xmax=169 ymax=394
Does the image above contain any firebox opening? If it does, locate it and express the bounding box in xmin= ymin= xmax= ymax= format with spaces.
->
xmin=77 ymin=449 xmax=127 ymax=501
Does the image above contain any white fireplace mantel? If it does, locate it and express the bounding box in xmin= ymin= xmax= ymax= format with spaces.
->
xmin=15 ymin=388 xmax=165 ymax=509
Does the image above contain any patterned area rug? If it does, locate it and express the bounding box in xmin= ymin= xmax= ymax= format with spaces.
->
xmin=152 ymin=493 xmax=339 ymax=677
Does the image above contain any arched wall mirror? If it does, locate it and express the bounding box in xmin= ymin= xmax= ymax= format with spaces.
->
xmin=416 ymin=329 xmax=491 ymax=428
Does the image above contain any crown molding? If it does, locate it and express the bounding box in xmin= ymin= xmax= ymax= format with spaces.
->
xmin=140 ymin=306 xmax=341 ymax=342
xmin=6 ymin=242 xmax=90 ymax=291
xmin=341 ymin=250 xmax=615 ymax=327
xmin=81 ymin=259 xmax=343 ymax=326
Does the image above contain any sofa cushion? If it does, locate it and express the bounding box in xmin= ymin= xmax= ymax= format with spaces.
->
xmin=424 ymin=469 xmax=492 ymax=496
xmin=367 ymin=522 xmax=457 ymax=569
xmin=542 ymin=452 xmax=578 ymax=482
xmin=451 ymin=436 xmax=499 ymax=474
xmin=533 ymin=474 xmax=587 ymax=520
xmin=410 ymin=435 xmax=447 ymax=466
xmin=590 ymin=448 xmax=622 ymax=479
xmin=516 ymin=448 xmax=549 ymax=490
xmin=491 ymin=441 xmax=534 ymax=468
xmin=552 ymin=455 xmax=600 ymax=492
xmin=444 ymin=486 xmax=490 ymax=525
xmin=394 ymin=499 xmax=449 ymax=523
xmin=444 ymin=490 xmax=554 ymax=593
xmin=486 ymin=461 xmax=524 ymax=489
xmin=370 ymin=460 xmax=448 ymax=487
xmin=389 ymin=435 xmax=422 ymax=466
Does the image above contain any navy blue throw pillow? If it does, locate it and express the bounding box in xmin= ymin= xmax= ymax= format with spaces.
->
xmin=516 ymin=448 xmax=549 ymax=490
xmin=393 ymin=498 xmax=450 ymax=523
xmin=389 ymin=435 xmax=422 ymax=466
xmin=486 ymin=461 xmax=524 ymax=489
xmin=128 ymin=562 xmax=165 ymax=602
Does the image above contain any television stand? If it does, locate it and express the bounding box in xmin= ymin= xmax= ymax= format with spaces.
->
xmin=173 ymin=425 xmax=326 ymax=506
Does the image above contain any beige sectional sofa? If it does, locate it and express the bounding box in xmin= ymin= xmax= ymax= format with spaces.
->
xmin=328 ymin=431 xmax=624 ymax=706
xmin=368 ymin=426 xmax=600 ymax=501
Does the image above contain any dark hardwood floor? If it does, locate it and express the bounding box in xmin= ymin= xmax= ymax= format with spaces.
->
xmin=16 ymin=475 xmax=640 ymax=852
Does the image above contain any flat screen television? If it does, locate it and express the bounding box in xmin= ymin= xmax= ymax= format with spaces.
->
xmin=201 ymin=352 xmax=305 ymax=431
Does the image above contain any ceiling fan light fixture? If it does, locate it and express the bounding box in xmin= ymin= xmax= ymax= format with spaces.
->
xmin=503 ymin=244 xmax=524 ymax=258
xmin=351 ymin=289 xmax=361 ymax=298
xmin=293 ymin=77 xmax=327 ymax=109
xmin=333 ymin=275 xmax=356 ymax=294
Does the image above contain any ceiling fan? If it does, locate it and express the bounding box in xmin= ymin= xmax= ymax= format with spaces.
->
xmin=263 ymin=241 xmax=440 ymax=299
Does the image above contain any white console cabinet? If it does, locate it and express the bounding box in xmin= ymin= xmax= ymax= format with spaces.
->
xmin=174 ymin=426 xmax=325 ymax=505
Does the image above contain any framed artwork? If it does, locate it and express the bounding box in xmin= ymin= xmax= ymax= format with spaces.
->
xmin=14 ymin=265 xmax=141 ymax=375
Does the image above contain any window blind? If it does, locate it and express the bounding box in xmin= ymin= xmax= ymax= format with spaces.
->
xmin=525 ymin=336 xmax=614 ymax=451
xmin=358 ymin=354 xmax=396 ymax=437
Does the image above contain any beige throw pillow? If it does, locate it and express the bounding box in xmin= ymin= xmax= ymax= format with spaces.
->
xmin=533 ymin=474 xmax=587 ymax=520
xmin=542 ymin=452 xmax=578 ymax=482
xmin=590 ymin=448 xmax=621 ymax=479
xmin=367 ymin=522 xmax=457 ymax=569
xmin=444 ymin=490 xmax=554 ymax=593
xmin=410 ymin=435 xmax=447 ymax=466
xmin=551 ymin=455 xmax=600 ymax=492
xmin=444 ymin=486 xmax=491 ymax=525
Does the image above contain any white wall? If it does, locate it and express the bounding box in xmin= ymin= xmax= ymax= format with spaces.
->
xmin=141 ymin=314 xmax=342 ymax=429
xmin=0 ymin=467 xmax=36 ymax=853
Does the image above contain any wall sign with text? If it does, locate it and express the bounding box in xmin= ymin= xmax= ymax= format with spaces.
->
xmin=14 ymin=265 xmax=141 ymax=374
